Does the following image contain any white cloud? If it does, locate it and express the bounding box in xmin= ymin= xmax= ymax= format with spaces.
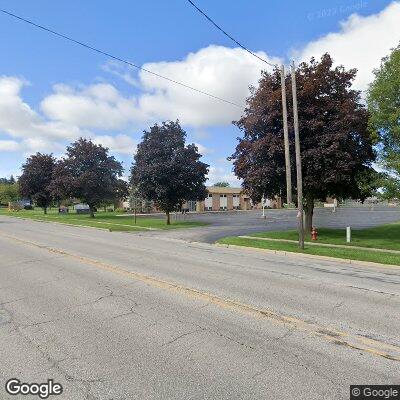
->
xmin=40 ymin=46 xmax=280 ymax=133
xmin=0 ymin=138 xmax=64 ymax=154
xmin=0 ymin=77 xmax=137 ymax=156
xmin=41 ymin=83 xmax=146 ymax=130
xmin=207 ymin=166 xmax=241 ymax=187
xmin=20 ymin=138 xmax=64 ymax=154
xmin=295 ymin=1 xmax=400 ymax=91
xmin=102 ymin=61 xmax=139 ymax=87
xmin=0 ymin=76 xmax=83 ymax=141
xmin=0 ymin=140 xmax=19 ymax=152
xmin=138 ymin=45 xmax=280 ymax=127
xmin=195 ymin=142 xmax=213 ymax=156
xmin=93 ymin=134 xmax=137 ymax=155
xmin=2 ymin=1 xmax=399 ymax=163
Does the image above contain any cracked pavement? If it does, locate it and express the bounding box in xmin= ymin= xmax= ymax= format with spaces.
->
xmin=0 ymin=215 xmax=399 ymax=399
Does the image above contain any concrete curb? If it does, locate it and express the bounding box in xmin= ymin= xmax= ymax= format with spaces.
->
xmin=215 ymin=243 xmax=400 ymax=270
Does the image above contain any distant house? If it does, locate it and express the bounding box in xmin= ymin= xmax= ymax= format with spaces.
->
xmin=121 ymin=199 xmax=155 ymax=213
xmin=120 ymin=187 xmax=282 ymax=214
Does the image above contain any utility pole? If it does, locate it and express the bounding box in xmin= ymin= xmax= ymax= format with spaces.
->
xmin=280 ymin=64 xmax=292 ymax=206
xmin=291 ymin=60 xmax=304 ymax=249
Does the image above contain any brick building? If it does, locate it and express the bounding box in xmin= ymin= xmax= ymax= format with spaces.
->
xmin=123 ymin=186 xmax=281 ymax=213
xmin=195 ymin=186 xmax=281 ymax=212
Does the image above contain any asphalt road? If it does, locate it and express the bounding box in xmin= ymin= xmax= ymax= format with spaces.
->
xmin=0 ymin=215 xmax=399 ymax=399
xmin=136 ymin=206 xmax=400 ymax=242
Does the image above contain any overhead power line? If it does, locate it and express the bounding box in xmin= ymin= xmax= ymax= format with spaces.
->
xmin=188 ymin=1 xmax=302 ymax=239
xmin=186 ymin=0 xmax=277 ymax=68
xmin=0 ymin=8 xmax=243 ymax=108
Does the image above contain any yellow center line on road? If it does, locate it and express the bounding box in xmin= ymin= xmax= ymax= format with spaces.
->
xmin=1 ymin=231 xmax=399 ymax=362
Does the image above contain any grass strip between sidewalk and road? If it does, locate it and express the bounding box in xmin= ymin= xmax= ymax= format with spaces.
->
xmin=250 ymin=225 xmax=400 ymax=251
xmin=238 ymin=236 xmax=400 ymax=254
xmin=0 ymin=208 xmax=206 ymax=232
xmin=217 ymin=234 xmax=400 ymax=266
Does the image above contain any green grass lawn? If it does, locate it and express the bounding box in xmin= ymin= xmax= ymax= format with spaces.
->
xmin=217 ymin=236 xmax=400 ymax=266
xmin=250 ymin=224 xmax=400 ymax=251
xmin=0 ymin=208 xmax=206 ymax=232
xmin=218 ymin=222 xmax=400 ymax=266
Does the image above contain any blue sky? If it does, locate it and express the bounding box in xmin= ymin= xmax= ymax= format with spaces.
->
xmin=0 ymin=0 xmax=398 ymax=184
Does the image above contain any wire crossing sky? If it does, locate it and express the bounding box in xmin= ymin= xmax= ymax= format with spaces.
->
xmin=0 ymin=8 xmax=243 ymax=109
xmin=0 ymin=0 xmax=397 ymax=183
xmin=186 ymin=0 xmax=277 ymax=68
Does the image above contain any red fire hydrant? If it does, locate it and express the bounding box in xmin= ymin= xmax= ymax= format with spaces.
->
xmin=311 ymin=226 xmax=318 ymax=241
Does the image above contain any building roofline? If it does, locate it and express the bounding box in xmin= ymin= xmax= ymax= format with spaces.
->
xmin=206 ymin=186 xmax=246 ymax=194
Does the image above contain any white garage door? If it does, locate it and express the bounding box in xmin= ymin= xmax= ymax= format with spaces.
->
xmin=205 ymin=194 xmax=212 ymax=211
xmin=220 ymin=195 xmax=227 ymax=210
xmin=233 ymin=194 xmax=240 ymax=209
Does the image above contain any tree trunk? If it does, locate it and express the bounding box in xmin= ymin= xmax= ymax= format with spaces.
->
xmin=43 ymin=207 xmax=47 ymax=215
xmin=166 ymin=211 xmax=171 ymax=225
xmin=304 ymin=196 xmax=314 ymax=235
xmin=89 ymin=206 xmax=95 ymax=218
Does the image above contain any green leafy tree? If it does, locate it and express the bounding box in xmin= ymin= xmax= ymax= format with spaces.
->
xmin=131 ymin=121 xmax=209 ymax=224
xmin=213 ymin=182 xmax=230 ymax=187
xmin=98 ymin=178 xmax=129 ymax=211
xmin=367 ymin=43 xmax=400 ymax=156
xmin=19 ymin=153 xmax=56 ymax=214
xmin=0 ymin=182 xmax=19 ymax=205
xmin=355 ymin=169 xmax=381 ymax=202
xmin=377 ymin=153 xmax=400 ymax=201
xmin=379 ymin=175 xmax=400 ymax=201
xmin=230 ymin=54 xmax=376 ymax=233
xmin=50 ymin=138 xmax=125 ymax=218
xmin=367 ymin=44 xmax=400 ymax=202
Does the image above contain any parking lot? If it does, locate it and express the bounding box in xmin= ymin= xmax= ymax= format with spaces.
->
xmin=135 ymin=206 xmax=400 ymax=242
